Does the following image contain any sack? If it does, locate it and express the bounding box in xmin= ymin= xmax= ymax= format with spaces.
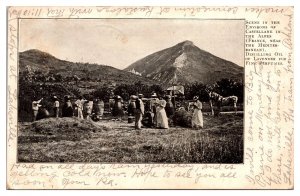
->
xmin=142 ymin=112 xmax=154 ymax=127
xmin=36 ymin=108 xmax=50 ymax=120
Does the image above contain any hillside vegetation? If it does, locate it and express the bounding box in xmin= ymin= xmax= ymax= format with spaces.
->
xmin=19 ymin=49 xmax=156 ymax=85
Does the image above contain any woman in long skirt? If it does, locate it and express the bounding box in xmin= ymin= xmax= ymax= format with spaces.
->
xmin=155 ymin=97 xmax=169 ymax=129
xmin=191 ymin=96 xmax=203 ymax=129
xmin=112 ymin=95 xmax=124 ymax=120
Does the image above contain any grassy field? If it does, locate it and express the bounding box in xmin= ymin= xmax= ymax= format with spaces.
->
xmin=18 ymin=113 xmax=243 ymax=163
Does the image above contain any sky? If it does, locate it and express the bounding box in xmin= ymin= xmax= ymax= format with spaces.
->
xmin=19 ymin=19 xmax=244 ymax=69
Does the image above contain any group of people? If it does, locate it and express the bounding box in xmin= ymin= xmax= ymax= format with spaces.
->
xmin=127 ymin=93 xmax=203 ymax=130
xmin=126 ymin=93 xmax=170 ymax=130
xmin=31 ymin=95 xmax=105 ymax=121
xmin=31 ymin=93 xmax=204 ymax=129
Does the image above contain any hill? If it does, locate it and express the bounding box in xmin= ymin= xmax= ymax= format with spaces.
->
xmin=124 ymin=40 xmax=244 ymax=86
xmin=19 ymin=49 xmax=156 ymax=85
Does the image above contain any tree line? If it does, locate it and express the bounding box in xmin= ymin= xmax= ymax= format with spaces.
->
xmin=92 ymin=79 xmax=243 ymax=103
xmin=18 ymin=75 xmax=243 ymax=122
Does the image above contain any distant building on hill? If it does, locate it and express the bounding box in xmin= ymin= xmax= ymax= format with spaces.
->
xmin=128 ymin=68 xmax=142 ymax=76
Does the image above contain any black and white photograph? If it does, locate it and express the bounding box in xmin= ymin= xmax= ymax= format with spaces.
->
xmin=17 ymin=19 xmax=244 ymax=163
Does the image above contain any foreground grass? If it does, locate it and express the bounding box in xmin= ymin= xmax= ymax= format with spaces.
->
xmin=18 ymin=114 xmax=243 ymax=163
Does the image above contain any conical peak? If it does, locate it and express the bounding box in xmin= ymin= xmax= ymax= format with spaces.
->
xmin=179 ymin=40 xmax=194 ymax=47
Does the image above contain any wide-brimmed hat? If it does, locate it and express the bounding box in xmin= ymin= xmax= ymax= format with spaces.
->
xmin=151 ymin=93 xmax=157 ymax=97
xmin=138 ymin=94 xmax=143 ymax=98
xmin=116 ymin=95 xmax=122 ymax=99
xmin=193 ymin=96 xmax=199 ymax=100
xmin=130 ymin=95 xmax=137 ymax=99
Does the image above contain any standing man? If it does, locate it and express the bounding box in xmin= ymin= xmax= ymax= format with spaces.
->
xmin=135 ymin=94 xmax=144 ymax=130
xmin=150 ymin=93 xmax=158 ymax=127
xmin=53 ymin=96 xmax=60 ymax=118
xmin=127 ymin=95 xmax=137 ymax=123
xmin=98 ymin=98 xmax=105 ymax=117
xmin=165 ymin=95 xmax=175 ymax=118
xmin=32 ymin=97 xmax=43 ymax=121
xmin=62 ymin=95 xmax=73 ymax=117
xmin=75 ymin=96 xmax=86 ymax=119
xmin=85 ymin=98 xmax=94 ymax=120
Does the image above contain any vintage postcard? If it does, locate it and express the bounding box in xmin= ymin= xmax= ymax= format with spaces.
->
xmin=7 ymin=6 xmax=293 ymax=189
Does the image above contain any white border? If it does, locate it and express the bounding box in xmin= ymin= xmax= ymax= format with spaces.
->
xmin=1 ymin=0 xmax=299 ymax=195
